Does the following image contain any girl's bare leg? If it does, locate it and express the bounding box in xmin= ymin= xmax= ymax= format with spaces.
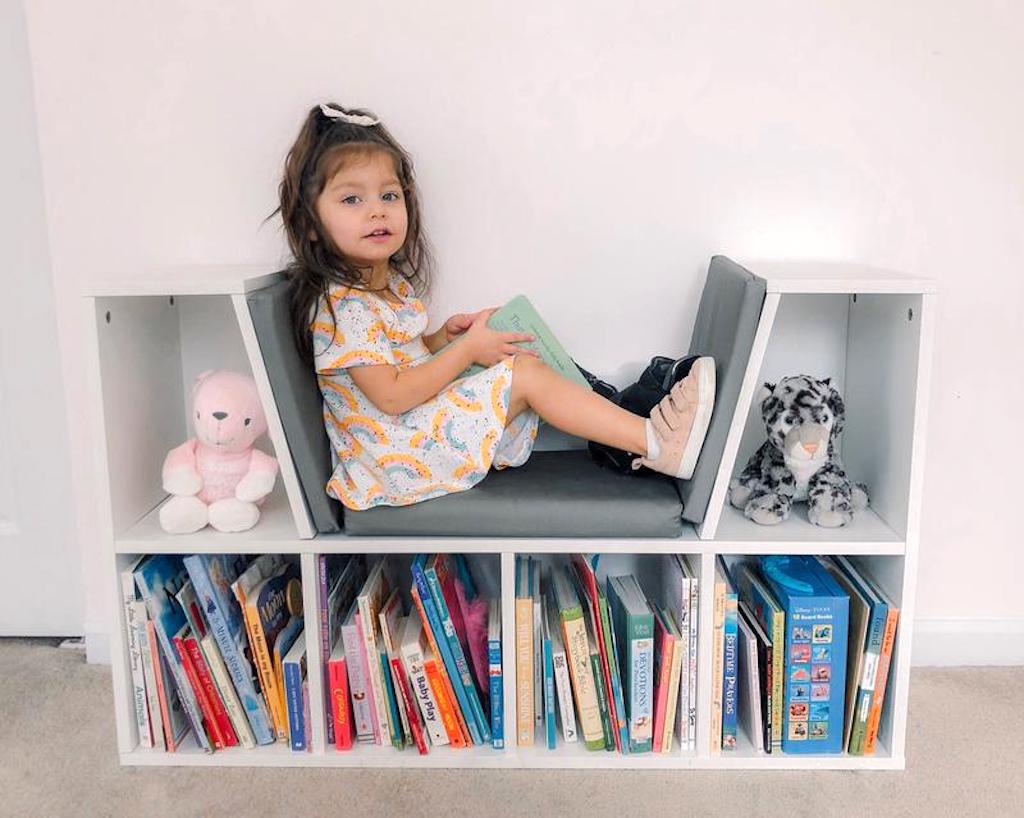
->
xmin=505 ymin=355 xmax=648 ymax=455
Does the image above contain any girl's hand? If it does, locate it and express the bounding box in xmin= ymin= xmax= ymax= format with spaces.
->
xmin=463 ymin=309 xmax=539 ymax=367
xmin=442 ymin=310 xmax=487 ymax=344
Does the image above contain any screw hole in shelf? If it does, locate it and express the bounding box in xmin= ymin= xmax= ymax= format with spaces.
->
xmin=105 ymin=310 xmax=111 ymax=324
xmin=852 ymin=294 xmax=858 ymax=303
xmin=908 ymin=308 xmax=914 ymax=321
xmin=169 ymin=296 xmax=175 ymax=306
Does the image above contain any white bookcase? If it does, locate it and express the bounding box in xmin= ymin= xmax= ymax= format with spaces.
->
xmin=86 ymin=261 xmax=935 ymax=770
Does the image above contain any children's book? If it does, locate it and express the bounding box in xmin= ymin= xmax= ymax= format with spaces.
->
xmin=184 ymin=554 xmax=274 ymax=746
xmin=152 ymin=631 xmax=189 ymax=751
xmin=378 ymin=641 xmax=403 ymax=749
xmin=448 ymin=295 xmax=589 ymax=388
xmin=760 ymin=555 xmax=850 ymax=754
xmin=488 ymin=597 xmax=504 ymax=750
xmin=818 ymin=556 xmax=871 ymax=753
xmin=824 ymin=556 xmax=895 ymax=756
xmin=231 ymin=554 xmax=288 ymax=742
xmin=273 ymin=615 xmax=304 ymax=740
xmin=317 ymin=554 xmax=364 ymax=748
xmin=515 ymin=555 xmax=535 ymax=747
xmin=541 ymin=594 xmax=557 ymax=750
xmin=282 ymin=631 xmax=307 ymax=751
xmin=400 ymin=613 xmax=449 ymax=748
xmin=410 ymin=580 xmax=471 ymax=746
xmin=546 ymin=590 xmax=577 ymax=745
xmin=136 ymin=603 xmax=164 ymax=750
xmin=414 ymin=554 xmax=486 ymax=745
xmin=356 ymin=558 xmax=396 ymax=746
xmin=121 ymin=557 xmax=152 ymax=748
xmin=340 ymin=598 xmax=377 ymax=743
xmin=865 ymin=592 xmax=899 ymax=756
xmin=552 ymin=564 xmax=604 ymax=751
xmin=719 ymin=558 xmax=739 ymax=752
xmin=662 ymin=554 xmax=698 ymax=751
xmin=380 ymin=599 xmax=426 ymax=754
xmin=739 ymin=599 xmax=773 ymax=753
xmin=133 ymin=555 xmax=211 ymax=752
xmin=731 ymin=560 xmax=785 ymax=750
xmin=532 ymin=562 xmax=543 ymax=736
xmin=244 ymin=562 xmax=302 ymax=741
xmin=327 ymin=635 xmax=353 ymax=750
xmin=579 ymin=591 xmax=614 ymax=751
xmin=653 ymin=606 xmax=683 ymax=753
xmin=571 ymin=554 xmax=626 ymax=753
xmin=607 ymin=574 xmax=654 ymax=754
xmin=425 ymin=554 xmax=491 ymax=742
xmin=737 ymin=605 xmax=764 ymax=752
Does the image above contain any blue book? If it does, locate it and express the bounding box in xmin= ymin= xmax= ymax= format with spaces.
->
xmin=607 ymin=574 xmax=655 ymax=753
xmin=825 ymin=556 xmax=888 ymax=754
xmin=488 ymin=598 xmax=504 ymax=749
xmin=282 ymin=631 xmax=307 ymax=751
xmin=134 ymin=555 xmax=211 ymax=752
xmin=423 ymin=554 xmax=492 ymax=744
xmin=379 ymin=643 xmax=403 ymax=748
xmin=760 ymin=556 xmax=850 ymax=754
xmin=717 ymin=557 xmax=739 ymax=751
xmin=183 ymin=554 xmax=275 ymax=746
xmin=410 ymin=555 xmax=484 ymax=746
xmin=541 ymin=595 xmax=557 ymax=749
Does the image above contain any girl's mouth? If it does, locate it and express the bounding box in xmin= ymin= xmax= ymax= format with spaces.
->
xmin=365 ymin=229 xmax=392 ymax=242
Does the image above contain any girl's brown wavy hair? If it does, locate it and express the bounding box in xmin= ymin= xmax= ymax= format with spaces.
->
xmin=273 ymin=103 xmax=434 ymax=361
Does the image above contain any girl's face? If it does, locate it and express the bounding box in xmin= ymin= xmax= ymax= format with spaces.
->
xmin=315 ymin=150 xmax=408 ymax=276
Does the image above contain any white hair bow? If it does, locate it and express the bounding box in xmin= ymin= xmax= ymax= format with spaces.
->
xmin=319 ymin=103 xmax=380 ymax=127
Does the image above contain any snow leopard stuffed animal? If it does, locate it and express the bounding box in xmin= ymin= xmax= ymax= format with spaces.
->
xmin=729 ymin=374 xmax=868 ymax=527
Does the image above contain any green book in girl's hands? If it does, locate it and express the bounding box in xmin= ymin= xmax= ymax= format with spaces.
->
xmin=452 ymin=295 xmax=590 ymax=388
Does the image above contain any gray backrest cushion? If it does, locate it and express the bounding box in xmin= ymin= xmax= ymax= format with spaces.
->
xmin=246 ymin=280 xmax=343 ymax=533
xmin=677 ymin=256 xmax=766 ymax=524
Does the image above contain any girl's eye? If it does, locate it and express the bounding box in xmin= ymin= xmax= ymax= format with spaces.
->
xmin=382 ymin=191 xmax=401 ymax=202
xmin=341 ymin=195 xmax=360 ymax=205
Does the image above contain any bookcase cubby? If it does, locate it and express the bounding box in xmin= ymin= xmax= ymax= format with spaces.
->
xmin=88 ymin=260 xmax=934 ymax=770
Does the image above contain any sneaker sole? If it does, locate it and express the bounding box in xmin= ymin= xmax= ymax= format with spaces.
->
xmin=675 ymin=357 xmax=715 ymax=480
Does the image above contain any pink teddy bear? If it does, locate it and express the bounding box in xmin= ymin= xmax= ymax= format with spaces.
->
xmin=159 ymin=370 xmax=279 ymax=534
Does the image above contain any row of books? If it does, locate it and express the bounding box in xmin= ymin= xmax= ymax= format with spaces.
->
xmin=515 ymin=554 xmax=699 ymax=753
xmin=123 ymin=554 xmax=308 ymax=753
xmin=321 ymin=554 xmax=503 ymax=753
xmin=711 ymin=555 xmax=900 ymax=755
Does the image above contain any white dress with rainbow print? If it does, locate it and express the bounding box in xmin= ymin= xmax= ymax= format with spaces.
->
xmin=313 ymin=274 xmax=539 ymax=510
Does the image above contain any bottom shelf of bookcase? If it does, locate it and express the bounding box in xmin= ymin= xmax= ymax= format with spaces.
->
xmin=118 ymin=734 xmax=901 ymax=770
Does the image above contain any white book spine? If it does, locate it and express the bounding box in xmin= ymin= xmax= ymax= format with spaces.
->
xmin=357 ymin=601 xmax=391 ymax=745
xmin=121 ymin=573 xmax=152 ymax=748
xmin=551 ymin=649 xmax=577 ymax=743
xmin=202 ymin=632 xmax=256 ymax=749
xmin=676 ymin=577 xmax=691 ymax=749
xmin=341 ymin=620 xmax=375 ymax=742
xmin=401 ymin=642 xmax=448 ymax=746
xmin=135 ymin=602 xmax=164 ymax=751
xmin=688 ymin=577 xmax=699 ymax=751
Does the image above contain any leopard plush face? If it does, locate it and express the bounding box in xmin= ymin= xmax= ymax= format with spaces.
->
xmin=760 ymin=375 xmax=845 ymax=462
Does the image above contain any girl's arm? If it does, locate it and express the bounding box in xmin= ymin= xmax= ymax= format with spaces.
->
xmin=348 ymin=310 xmax=535 ymax=416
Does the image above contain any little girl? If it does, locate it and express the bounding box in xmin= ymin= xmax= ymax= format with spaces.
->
xmin=277 ymin=102 xmax=716 ymax=511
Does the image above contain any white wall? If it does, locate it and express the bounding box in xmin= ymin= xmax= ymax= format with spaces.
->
xmin=23 ymin=1 xmax=1023 ymax=660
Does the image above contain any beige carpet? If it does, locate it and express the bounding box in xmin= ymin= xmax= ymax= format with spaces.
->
xmin=1 ymin=638 xmax=1021 ymax=818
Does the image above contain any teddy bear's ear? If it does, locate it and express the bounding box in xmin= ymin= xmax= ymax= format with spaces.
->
xmin=821 ymin=377 xmax=832 ymax=387
xmin=195 ymin=370 xmax=215 ymax=384
xmin=757 ymin=382 xmax=774 ymax=405
xmin=826 ymin=385 xmax=846 ymax=438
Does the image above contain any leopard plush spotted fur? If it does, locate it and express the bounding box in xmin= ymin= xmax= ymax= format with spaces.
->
xmin=728 ymin=374 xmax=869 ymax=527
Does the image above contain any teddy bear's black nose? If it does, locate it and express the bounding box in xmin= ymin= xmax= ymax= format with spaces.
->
xmin=213 ymin=411 xmax=228 ymax=420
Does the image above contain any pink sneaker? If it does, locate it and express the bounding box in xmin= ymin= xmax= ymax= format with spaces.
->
xmin=633 ymin=356 xmax=716 ymax=480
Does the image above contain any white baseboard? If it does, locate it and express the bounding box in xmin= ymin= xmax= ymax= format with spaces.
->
xmin=84 ymin=620 xmax=110 ymax=665
xmin=912 ymin=618 xmax=1024 ymax=666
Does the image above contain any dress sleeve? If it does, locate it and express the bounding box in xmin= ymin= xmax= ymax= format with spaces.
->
xmin=312 ymin=293 xmax=395 ymax=374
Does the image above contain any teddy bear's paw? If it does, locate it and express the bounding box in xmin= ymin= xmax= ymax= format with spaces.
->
xmin=163 ymin=468 xmax=202 ymax=497
xmin=235 ymin=471 xmax=276 ymax=504
xmin=808 ymin=506 xmax=852 ymax=528
xmin=729 ymin=482 xmax=752 ymax=510
xmin=208 ymin=498 xmax=261 ymax=533
xmin=159 ymin=495 xmax=208 ymax=534
xmin=744 ymin=494 xmax=788 ymax=526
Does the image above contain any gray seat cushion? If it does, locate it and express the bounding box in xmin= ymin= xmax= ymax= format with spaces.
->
xmin=677 ymin=256 xmax=766 ymax=524
xmin=247 ymin=281 xmax=343 ymax=533
xmin=344 ymin=450 xmax=685 ymax=537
